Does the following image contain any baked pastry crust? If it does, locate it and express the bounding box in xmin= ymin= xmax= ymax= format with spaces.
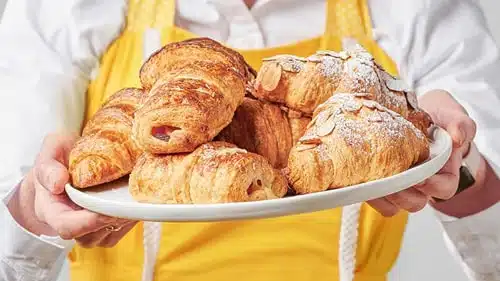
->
xmin=69 ymin=88 xmax=143 ymax=188
xmin=216 ymin=98 xmax=294 ymax=169
xmin=286 ymin=93 xmax=429 ymax=194
xmin=140 ymin=37 xmax=255 ymax=90
xmin=129 ymin=141 xmax=288 ymax=204
xmin=253 ymin=46 xmax=432 ymax=134
xmin=133 ymin=39 xmax=253 ymax=154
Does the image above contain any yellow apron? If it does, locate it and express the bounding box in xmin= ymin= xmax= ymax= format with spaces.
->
xmin=71 ymin=1 xmax=408 ymax=280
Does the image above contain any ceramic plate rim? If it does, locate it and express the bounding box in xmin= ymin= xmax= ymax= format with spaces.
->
xmin=66 ymin=126 xmax=452 ymax=222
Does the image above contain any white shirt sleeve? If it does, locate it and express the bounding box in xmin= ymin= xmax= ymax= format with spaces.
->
xmin=370 ymin=0 xmax=500 ymax=280
xmin=0 ymin=0 xmax=126 ymax=280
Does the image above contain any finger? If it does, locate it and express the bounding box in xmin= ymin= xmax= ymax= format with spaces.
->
xmin=367 ymin=198 xmax=400 ymax=217
xmin=443 ymin=113 xmax=476 ymax=149
xmin=415 ymin=150 xmax=461 ymax=199
xmin=34 ymin=183 xmax=124 ymax=240
xmin=385 ymin=188 xmax=428 ymax=213
xmin=35 ymin=134 xmax=78 ymax=194
xmin=76 ymin=221 xmax=136 ymax=248
xmin=35 ymin=160 xmax=69 ymax=194
xmin=37 ymin=133 xmax=78 ymax=166
xmin=98 ymin=221 xmax=138 ymax=248
xmin=75 ymin=227 xmax=111 ymax=248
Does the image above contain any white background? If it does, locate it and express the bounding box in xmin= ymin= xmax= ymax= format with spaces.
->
xmin=0 ymin=1 xmax=498 ymax=281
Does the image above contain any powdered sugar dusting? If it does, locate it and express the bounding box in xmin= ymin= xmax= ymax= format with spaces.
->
xmin=200 ymin=146 xmax=248 ymax=161
xmin=298 ymin=94 xmax=425 ymax=152
xmin=263 ymin=55 xmax=306 ymax=73
xmin=343 ymin=59 xmax=379 ymax=89
xmin=316 ymin=144 xmax=330 ymax=162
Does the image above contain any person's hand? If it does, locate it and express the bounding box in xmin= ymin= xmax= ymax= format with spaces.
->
xmin=368 ymin=90 xmax=477 ymax=216
xmin=8 ymin=133 xmax=137 ymax=248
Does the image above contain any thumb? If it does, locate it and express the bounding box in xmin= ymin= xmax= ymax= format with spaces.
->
xmin=440 ymin=111 xmax=476 ymax=149
xmin=35 ymin=160 xmax=69 ymax=194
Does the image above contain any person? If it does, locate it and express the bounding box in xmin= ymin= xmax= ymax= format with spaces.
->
xmin=0 ymin=0 xmax=499 ymax=281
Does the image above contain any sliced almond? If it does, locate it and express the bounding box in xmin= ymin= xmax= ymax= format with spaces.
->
xmin=385 ymin=78 xmax=411 ymax=92
xmin=296 ymin=143 xmax=319 ymax=151
xmin=405 ymin=91 xmax=419 ymax=109
xmin=316 ymin=115 xmax=337 ymax=137
xmin=280 ymin=60 xmax=304 ymax=73
xmin=263 ymin=54 xmax=306 ymax=62
xmin=342 ymin=99 xmax=363 ymax=112
xmin=367 ymin=111 xmax=383 ymax=122
xmin=299 ymin=132 xmax=321 ymax=144
xmin=258 ymin=63 xmax=282 ymax=91
xmin=307 ymin=55 xmax=323 ymax=63
xmin=315 ymin=110 xmax=333 ymax=125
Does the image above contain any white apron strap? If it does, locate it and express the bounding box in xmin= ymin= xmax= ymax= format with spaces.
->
xmin=338 ymin=203 xmax=362 ymax=281
xmin=141 ymin=27 xmax=163 ymax=281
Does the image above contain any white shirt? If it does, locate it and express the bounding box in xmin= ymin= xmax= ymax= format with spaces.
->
xmin=0 ymin=0 xmax=499 ymax=281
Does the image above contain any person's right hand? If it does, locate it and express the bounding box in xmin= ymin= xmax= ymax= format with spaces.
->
xmin=9 ymin=133 xmax=137 ymax=248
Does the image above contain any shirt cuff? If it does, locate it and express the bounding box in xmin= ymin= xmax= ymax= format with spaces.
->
xmin=440 ymin=202 xmax=500 ymax=280
xmin=1 ymin=182 xmax=75 ymax=278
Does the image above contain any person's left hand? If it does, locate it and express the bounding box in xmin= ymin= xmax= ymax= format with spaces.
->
xmin=368 ymin=90 xmax=477 ymax=216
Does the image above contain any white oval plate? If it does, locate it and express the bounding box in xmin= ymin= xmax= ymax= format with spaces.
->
xmin=66 ymin=127 xmax=451 ymax=222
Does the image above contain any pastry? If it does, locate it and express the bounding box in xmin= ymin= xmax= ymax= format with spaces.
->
xmin=69 ymin=88 xmax=143 ymax=188
xmin=133 ymin=39 xmax=253 ymax=154
xmin=281 ymin=107 xmax=311 ymax=144
xmin=140 ymin=37 xmax=256 ymax=90
xmin=286 ymin=93 xmax=429 ymax=194
xmin=129 ymin=141 xmax=288 ymax=204
xmin=253 ymin=46 xmax=432 ymax=134
xmin=216 ymin=98 xmax=294 ymax=169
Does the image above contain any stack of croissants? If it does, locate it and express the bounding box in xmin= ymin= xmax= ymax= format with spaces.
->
xmin=68 ymin=38 xmax=433 ymax=204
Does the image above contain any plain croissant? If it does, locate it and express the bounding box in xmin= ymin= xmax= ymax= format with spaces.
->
xmin=69 ymin=88 xmax=143 ymax=188
xmin=129 ymin=141 xmax=288 ymax=204
xmin=286 ymin=93 xmax=429 ymax=194
xmin=133 ymin=38 xmax=255 ymax=154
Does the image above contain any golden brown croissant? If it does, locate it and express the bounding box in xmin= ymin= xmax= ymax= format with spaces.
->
xmin=253 ymin=46 xmax=432 ymax=133
xmin=129 ymin=141 xmax=288 ymax=204
xmin=216 ymin=98 xmax=294 ymax=169
xmin=133 ymin=39 xmax=253 ymax=154
xmin=69 ymin=88 xmax=143 ymax=188
xmin=140 ymin=37 xmax=256 ymax=90
xmin=286 ymin=93 xmax=429 ymax=194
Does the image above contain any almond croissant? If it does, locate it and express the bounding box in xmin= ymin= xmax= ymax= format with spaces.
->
xmin=69 ymin=88 xmax=143 ymax=188
xmin=216 ymin=97 xmax=310 ymax=169
xmin=253 ymin=46 xmax=432 ymax=134
xmin=129 ymin=141 xmax=288 ymax=204
xmin=133 ymin=38 xmax=254 ymax=154
xmin=286 ymin=93 xmax=429 ymax=194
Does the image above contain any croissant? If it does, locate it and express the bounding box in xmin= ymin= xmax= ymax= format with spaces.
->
xmin=133 ymin=39 xmax=254 ymax=154
xmin=253 ymin=46 xmax=432 ymax=133
xmin=140 ymin=37 xmax=256 ymax=90
xmin=216 ymin=98 xmax=293 ymax=169
xmin=129 ymin=141 xmax=288 ymax=204
xmin=69 ymin=88 xmax=143 ymax=188
xmin=286 ymin=93 xmax=429 ymax=194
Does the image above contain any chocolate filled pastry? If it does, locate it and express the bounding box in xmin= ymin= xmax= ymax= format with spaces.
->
xmin=253 ymin=46 xmax=432 ymax=134
xmin=69 ymin=88 xmax=144 ymax=188
xmin=216 ymin=98 xmax=294 ymax=169
xmin=129 ymin=141 xmax=288 ymax=204
xmin=133 ymin=38 xmax=254 ymax=154
xmin=286 ymin=93 xmax=429 ymax=195
xmin=140 ymin=37 xmax=256 ymax=90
